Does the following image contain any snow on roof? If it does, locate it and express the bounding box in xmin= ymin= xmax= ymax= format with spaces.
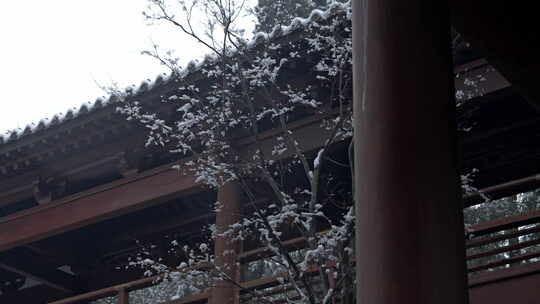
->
xmin=0 ymin=1 xmax=350 ymax=147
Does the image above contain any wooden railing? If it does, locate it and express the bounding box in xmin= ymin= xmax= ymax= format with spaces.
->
xmin=49 ymin=210 xmax=540 ymax=304
xmin=48 ymin=276 xmax=154 ymax=304
xmin=47 ymin=233 xmax=323 ymax=304
xmin=48 ymin=275 xmax=210 ymax=304
xmin=47 ymin=272 xmax=291 ymax=304
xmin=466 ymin=209 xmax=540 ymax=274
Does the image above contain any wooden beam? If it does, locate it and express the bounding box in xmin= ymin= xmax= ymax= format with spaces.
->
xmin=0 ymin=284 xmax=70 ymax=304
xmin=0 ymin=162 xmax=198 ymax=252
xmin=0 ymin=251 xmax=78 ymax=293
xmin=0 ymin=108 xmax=339 ymax=253
xmin=0 ymin=144 xmax=133 ymax=209
xmin=451 ymin=1 xmax=540 ymax=110
xmin=468 ymin=260 xmax=540 ymax=287
xmin=454 ymin=60 xmax=510 ymax=99
xmin=466 ymin=209 xmax=540 ymax=237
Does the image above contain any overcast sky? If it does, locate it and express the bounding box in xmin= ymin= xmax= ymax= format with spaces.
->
xmin=0 ymin=0 xmax=254 ymax=134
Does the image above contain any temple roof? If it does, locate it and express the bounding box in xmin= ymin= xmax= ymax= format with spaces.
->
xmin=0 ymin=2 xmax=351 ymax=148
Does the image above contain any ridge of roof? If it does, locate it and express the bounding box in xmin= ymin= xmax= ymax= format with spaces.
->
xmin=0 ymin=1 xmax=350 ymax=147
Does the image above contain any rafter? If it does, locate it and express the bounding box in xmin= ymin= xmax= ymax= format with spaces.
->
xmin=0 ymin=250 xmax=78 ymax=293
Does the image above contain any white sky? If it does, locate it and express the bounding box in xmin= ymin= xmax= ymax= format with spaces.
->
xmin=0 ymin=0 xmax=254 ymax=134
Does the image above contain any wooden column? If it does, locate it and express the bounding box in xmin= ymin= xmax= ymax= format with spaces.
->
xmin=210 ymin=182 xmax=242 ymax=304
xmin=118 ymin=288 xmax=129 ymax=304
xmin=352 ymin=1 xmax=469 ymax=304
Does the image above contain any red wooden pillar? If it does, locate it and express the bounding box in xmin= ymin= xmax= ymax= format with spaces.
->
xmin=210 ymin=182 xmax=242 ymax=304
xmin=118 ymin=288 xmax=129 ymax=304
xmin=352 ymin=1 xmax=469 ymax=304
